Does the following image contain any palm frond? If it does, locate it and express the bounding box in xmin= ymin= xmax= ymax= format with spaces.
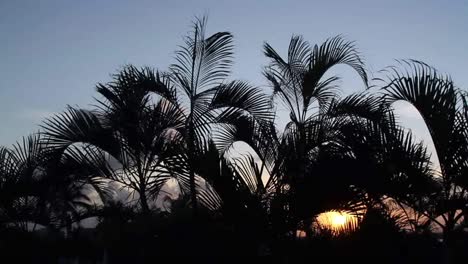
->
xmin=0 ymin=147 xmax=16 ymax=183
xmin=379 ymin=60 xmax=457 ymax=163
xmin=96 ymin=65 xmax=177 ymax=111
xmin=41 ymin=107 xmax=118 ymax=155
xmin=10 ymin=133 xmax=43 ymax=174
xmin=326 ymin=92 xmax=390 ymax=124
xmin=264 ymin=35 xmax=368 ymax=123
xmin=170 ymin=16 xmax=233 ymax=95
xmin=303 ymin=35 xmax=368 ymax=107
xmin=210 ymin=80 xmax=274 ymax=122
xmin=197 ymin=180 xmax=223 ymax=211
xmin=228 ymin=153 xmax=265 ymax=194
xmin=213 ymin=115 xmax=278 ymax=174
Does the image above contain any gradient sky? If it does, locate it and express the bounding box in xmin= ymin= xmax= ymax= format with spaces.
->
xmin=1 ymin=0 xmax=467 ymax=147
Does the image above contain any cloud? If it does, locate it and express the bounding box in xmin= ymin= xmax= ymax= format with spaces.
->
xmin=389 ymin=101 xmax=443 ymax=171
xmin=393 ymin=102 xmax=422 ymax=120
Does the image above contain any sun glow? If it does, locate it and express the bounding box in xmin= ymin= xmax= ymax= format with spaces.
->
xmin=315 ymin=211 xmax=359 ymax=235
xmin=331 ymin=213 xmax=347 ymax=226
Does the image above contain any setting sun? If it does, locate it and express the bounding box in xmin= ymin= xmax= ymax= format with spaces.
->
xmin=331 ymin=213 xmax=347 ymax=226
xmin=1 ymin=0 xmax=463 ymax=260
xmin=315 ymin=211 xmax=359 ymax=235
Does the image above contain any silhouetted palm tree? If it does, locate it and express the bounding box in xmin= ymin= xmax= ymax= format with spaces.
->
xmin=41 ymin=66 xmax=184 ymax=214
xmin=261 ymin=35 xmax=371 ymax=234
xmin=3 ymin=16 xmax=467 ymax=260
xmin=216 ymin=36 xmax=436 ymax=241
xmin=161 ymin=16 xmax=273 ymax=213
xmin=0 ymin=134 xmax=46 ymax=231
xmin=379 ymin=60 xmax=468 ymax=244
xmin=0 ymin=133 xmax=108 ymax=235
xmin=40 ymin=17 xmax=273 ymax=217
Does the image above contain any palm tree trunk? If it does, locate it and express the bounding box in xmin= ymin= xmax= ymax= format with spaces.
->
xmin=189 ymin=166 xmax=198 ymax=214
xmin=442 ymin=228 xmax=453 ymax=264
xmin=102 ymin=248 xmax=109 ymax=264
xmin=139 ymin=185 xmax=150 ymax=213
xmin=188 ymin=119 xmax=198 ymax=216
xmin=442 ymin=217 xmax=456 ymax=264
xmin=138 ymin=172 xmax=150 ymax=213
xmin=290 ymin=123 xmax=307 ymax=237
xmin=65 ymin=214 xmax=72 ymax=239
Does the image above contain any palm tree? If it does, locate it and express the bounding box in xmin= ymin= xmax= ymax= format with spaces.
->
xmin=41 ymin=17 xmax=273 ymax=217
xmin=0 ymin=134 xmax=46 ymax=231
xmin=334 ymin=105 xmax=438 ymax=230
xmin=190 ymin=142 xmax=274 ymax=253
xmin=41 ymin=66 xmax=184 ymax=214
xmin=0 ymin=133 xmax=108 ymax=235
xmin=261 ymin=35 xmax=371 ymax=234
xmin=161 ymin=16 xmax=273 ymax=213
xmin=379 ymin=60 xmax=468 ymax=244
xmin=5 ymin=18 xmax=463 ymax=259
xmin=214 ymin=36 xmax=436 ymax=242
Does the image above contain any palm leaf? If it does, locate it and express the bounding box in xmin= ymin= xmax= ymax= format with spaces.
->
xmin=170 ymin=16 xmax=233 ymax=96
xmin=41 ymin=107 xmax=119 ymax=155
xmin=303 ymin=35 xmax=368 ymax=107
xmin=210 ymin=80 xmax=274 ymax=122
xmin=379 ymin=60 xmax=457 ymax=162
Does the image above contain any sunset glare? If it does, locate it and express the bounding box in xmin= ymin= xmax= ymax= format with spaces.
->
xmin=316 ymin=211 xmax=359 ymax=234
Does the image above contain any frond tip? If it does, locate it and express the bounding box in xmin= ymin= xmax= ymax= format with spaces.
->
xmin=170 ymin=16 xmax=234 ymax=94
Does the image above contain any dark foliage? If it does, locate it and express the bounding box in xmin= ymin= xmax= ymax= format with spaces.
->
xmin=1 ymin=17 xmax=467 ymax=263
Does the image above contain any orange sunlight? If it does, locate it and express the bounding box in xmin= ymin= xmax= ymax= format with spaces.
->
xmin=315 ymin=211 xmax=359 ymax=235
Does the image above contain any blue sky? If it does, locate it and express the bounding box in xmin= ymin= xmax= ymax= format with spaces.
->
xmin=1 ymin=0 xmax=467 ymax=146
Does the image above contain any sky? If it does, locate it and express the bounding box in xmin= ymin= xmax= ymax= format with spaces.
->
xmin=1 ymin=0 xmax=468 ymax=148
